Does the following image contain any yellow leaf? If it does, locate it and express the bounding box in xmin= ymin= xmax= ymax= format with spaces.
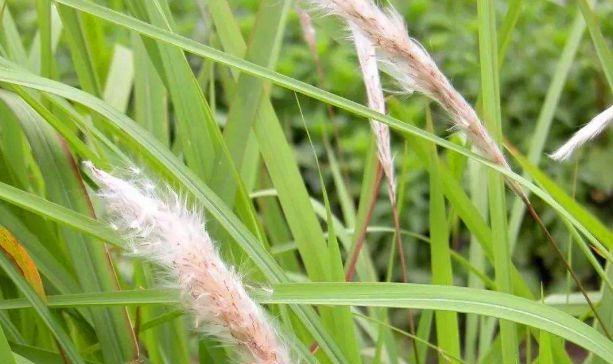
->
xmin=0 ymin=226 xmax=46 ymax=300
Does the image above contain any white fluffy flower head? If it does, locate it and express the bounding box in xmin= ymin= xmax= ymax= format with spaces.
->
xmin=550 ymin=105 xmax=612 ymax=161
xmin=84 ymin=161 xmax=290 ymax=364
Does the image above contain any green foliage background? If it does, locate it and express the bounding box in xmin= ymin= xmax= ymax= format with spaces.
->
xmin=0 ymin=0 xmax=610 ymax=363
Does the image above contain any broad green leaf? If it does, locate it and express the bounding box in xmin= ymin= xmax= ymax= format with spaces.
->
xmin=102 ymin=44 xmax=133 ymax=112
xmin=56 ymin=4 xmax=102 ymax=95
xmin=34 ymin=0 xmax=52 ymax=78
xmin=0 ymin=5 xmax=28 ymax=66
xmin=208 ymin=0 xmax=289 ymax=206
xmin=132 ymin=35 xmax=168 ymax=145
xmin=126 ymin=0 xmax=220 ymax=181
xmin=2 ymin=284 xmax=612 ymax=362
xmin=539 ymin=330 xmax=554 ymax=364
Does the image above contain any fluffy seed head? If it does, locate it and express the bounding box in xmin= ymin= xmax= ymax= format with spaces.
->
xmin=308 ymin=0 xmax=511 ymax=171
xmin=351 ymin=24 xmax=396 ymax=201
xmin=84 ymin=162 xmax=290 ymax=364
xmin=549 ymin=104 xmax=612 ymax=161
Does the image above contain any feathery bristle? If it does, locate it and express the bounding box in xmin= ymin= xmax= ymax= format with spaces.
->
xmin=84 ymin=162 xmax=290 ymax=364
xmin=351 ymin=24 xmax=396 ymax=200
xmin=549 ymin=105 xmax=612 ymax=161
xmin=296 ymin=1 xmax=319 ymax=57
xmin=308 ymin=0 xmax=511 ymax=172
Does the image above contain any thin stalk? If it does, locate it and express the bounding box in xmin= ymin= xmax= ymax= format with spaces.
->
xmin=566 ymin=161 xmax=579 ymax=303
xmin=523 ymin=199 xmax=611 ymax=339
xmin=295 ymin=2 xmax=352 ymax=190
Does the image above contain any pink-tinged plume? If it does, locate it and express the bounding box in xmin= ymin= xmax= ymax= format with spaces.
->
xmin=84 ymin=162 xmax=290 ymax=364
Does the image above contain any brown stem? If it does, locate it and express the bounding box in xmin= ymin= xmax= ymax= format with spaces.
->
xmin=504 ymin=142 xmax=609 ymax=337
xmin=522 ymin=196 xmax=610 ymax=339
xmin=389 ymin=190 xmax=419 ymax=361
xmin=345 ymin=163 xmax=383 ymax=281
xmin=390 ymin=192 xmax=408 ymax=284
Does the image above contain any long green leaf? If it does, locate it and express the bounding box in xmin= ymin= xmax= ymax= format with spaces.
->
xmin=0 ymin=182 xmax=121 ymax=246
xmin=0 ymin=90 xmax=135 ymax=363
xmin=45 ymin=0 xmax=606 ymax=254
xmin=426 ymin=112 xmax=460 ymax=359
xmin=576 ymin=0 xmax=613 ymax=90
xmin=260 ymin=283 xmax=613 ymax=363
xmin=2 ymin=284 xmax=611 ymax=362
xmin=126 ymin=0 xmax=219 ymax=181
xmin=477 ymin=1 xmax=517 ymax=360
xmin=0 ymin=62 xmax=347 ymax=364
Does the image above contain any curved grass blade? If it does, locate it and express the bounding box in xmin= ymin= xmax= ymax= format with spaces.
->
xmin=260 ymin=283 xmax=613 ymax=363
xmin=1 ymin=284 xmax=611 ymax=362
xmin=0 ymin=182 xmax=121 ymax=246
xmin=0 ymin=65 xmax=348 ymax=364
xmin=41 ymin=0 xmax=604 ymax=256
xmin=509 ymin=146 xmax=612 ymax=251
xmin=576 ymin=0 xmax=613 ymax=90
xmin=0 ymin=227 xmax=46 ymax=299
xmin=0 ymin=90 xmax=136 ymax=363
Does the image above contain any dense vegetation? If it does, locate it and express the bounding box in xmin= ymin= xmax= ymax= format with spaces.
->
xmin=0 ymin=0 xmax=610 ymax=363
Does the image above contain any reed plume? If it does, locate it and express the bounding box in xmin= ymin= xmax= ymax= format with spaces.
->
xmin=84 ymin=162 xmax=290 ymax=364
xmin=550 ymin=104 xmax=612 ymax=161
xmin=351 ymin=25 xmax=396 ymax=202
xmin=351 ymin=27 xmax=420 ymax=356
xmin=349 ymin=25 xmax=409 ymax=279
xmin=309 ymin=0 xmax=514 ymax=176
xmin=309 ymin=0 xmax=610 ymax=339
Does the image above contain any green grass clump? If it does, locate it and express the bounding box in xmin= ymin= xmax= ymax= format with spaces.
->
xmin=0 ymin=0 xmax=610 ymax=363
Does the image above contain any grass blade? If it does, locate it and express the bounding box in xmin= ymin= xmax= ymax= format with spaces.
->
xmin=43 ymin=0 xmax=607 ymax=252
xmin=0 ymin=240 xmax=84 ymax=363
xmin=477 ymin=1 xmax=518 ymax=360
xmin=576 ymin=0 xmax=613 ymax=90
xmin=425 ymin=111 xmax=461 ymax=359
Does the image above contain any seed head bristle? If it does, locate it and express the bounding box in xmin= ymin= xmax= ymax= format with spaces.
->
xmin=308 ymin=0 xmax=513 ymax=175
xmin=84 ymin=162 xmax=290 ymax=364
xmin=351 ymin=24 xmax=396 ymax=201
xmin=549 ymin=104 xmax=612 ymax=161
